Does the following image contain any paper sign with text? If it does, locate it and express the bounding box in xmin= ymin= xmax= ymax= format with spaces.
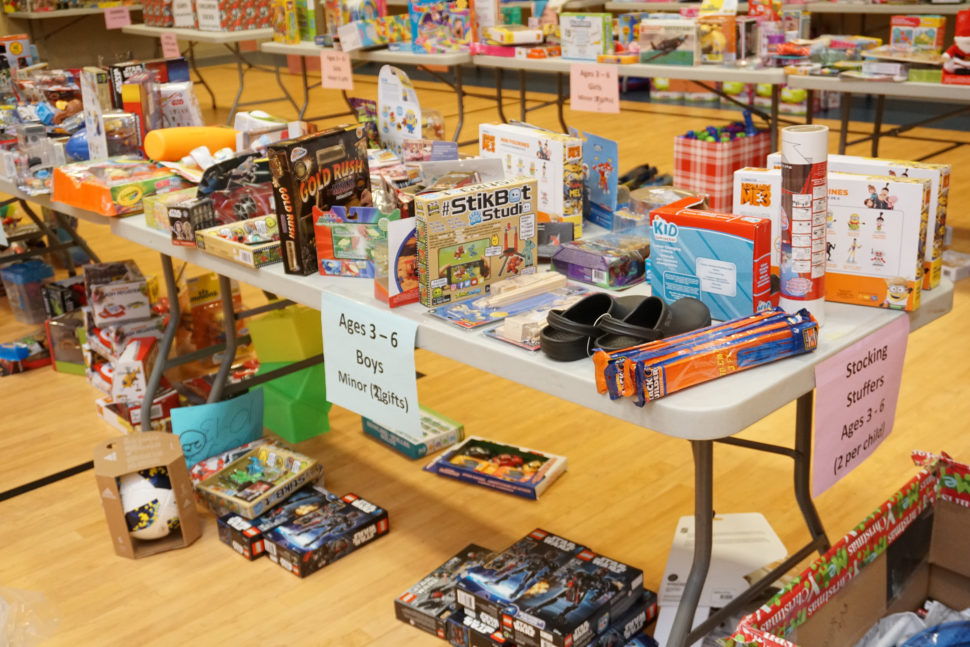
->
xmin=321 ymin=50 xmax=354 ymax=90
xmin=812 ymin=315 xmax=909 ymax=496
xmin=171 ymin=387 xmax=264 ymax=467
xmin=570 ymin=63 xmax=620 ymax=114
xmin=160 ymin=33 xmax=181 ymax=59
xmin=321 ymin=292 xmax=420 ymax=437
xmin=104 ymin=6 xmax=131 ymax=29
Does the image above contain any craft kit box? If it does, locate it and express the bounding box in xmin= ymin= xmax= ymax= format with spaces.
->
xmin=649 ymin=199 xmax=773 ymax=322
xmin=263 ymin=491 xmax=389 ymax=578
xmin=83 ymin=261 xmax=153 ymax=328
xmin=478 ymin=123 xmax=584 ymax=236
xmin=728 ymin=453 xmax=970 ymax=647
xmin=195 ymin=214 xmax=282 ymax=268
xmin=395 ymin=543 xmax=494 ymax=639
xmin=267 ymin=124 xmax=370 ymax=276
xmin=559 ymin=13 xmax=613 ymax=60
xmin=890 ymin=15 xmax=945 ymax=53
xmin=767 ymin=151 xmax=950 ymax=290
xmin=637 ymin=19 xmax=699 ymax=64
xmin=414 ymin=176 xmax=539 ymax=308
xmin=313 ymin=205 xmax=401 ymax=278
xmin=362 ymin=405 xmax=464 ymax=459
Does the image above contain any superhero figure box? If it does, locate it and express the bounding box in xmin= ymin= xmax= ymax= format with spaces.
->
xmin=395 ymin=543 xmax=494 ymax=639
xmin=267 ymin=124 xmax=371 ymax=276
xmin=262 ymin=492 xmax=389 ymax=577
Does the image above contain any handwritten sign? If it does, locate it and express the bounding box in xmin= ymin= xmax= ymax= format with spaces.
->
xmin=103 ymin=6 xmax=131 ymax=29
xmin=321 ymin=292 xmax=420 ymax=437
xmin=171 ymin=388 xmax=264 ymax=467
xmin=160 ymin=32 xmax=181 ymax=59
xmin=321 ymin=50 xmax=354 ymax=90
xmin=812 ymin=315 xmax=909 ymax=496
xmin=570 ymin=63 xmax=620 ymax=114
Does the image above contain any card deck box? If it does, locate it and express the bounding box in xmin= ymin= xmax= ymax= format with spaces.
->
xmin=263 ymin=491 xmax=389 ymax=577
xmin=83 ymin=261 xmax=153 ymax=328
xmin=266 ymin=124 xmax=370 ymax=276
xmin=362 ymin=405 xmax=464 ymax=460
xmin=396 ymin=543 xmax=494 ymax=638
xmin=638 ymin=18 xmax=699 ymax=65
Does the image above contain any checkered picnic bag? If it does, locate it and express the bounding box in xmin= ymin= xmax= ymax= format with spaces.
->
xmin=673 ymin=131 xmax=771 ymax=211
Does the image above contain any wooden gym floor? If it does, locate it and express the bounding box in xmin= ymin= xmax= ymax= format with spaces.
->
xmin=0 ymin=62 xmax=968 ymax=646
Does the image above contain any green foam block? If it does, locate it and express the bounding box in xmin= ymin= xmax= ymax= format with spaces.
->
xmin=263 ymin=384 xmax=331 ymax=444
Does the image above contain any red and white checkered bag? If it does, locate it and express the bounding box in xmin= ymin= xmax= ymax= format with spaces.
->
xmin=673 ymin=131 xmax=771 ymax=212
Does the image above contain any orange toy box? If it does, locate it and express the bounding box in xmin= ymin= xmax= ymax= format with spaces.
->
xmin=52 ymin=156 xmax=187 ymax=216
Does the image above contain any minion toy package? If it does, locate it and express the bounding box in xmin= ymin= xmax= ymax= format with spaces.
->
xmin=414 ymin=177 xmax=539 ymax=307
xmin=267 ymin=124 xmax=371 ymax=276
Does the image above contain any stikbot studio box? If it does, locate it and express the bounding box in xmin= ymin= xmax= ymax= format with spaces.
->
xmin=262 ymin=491 xmax=388 ymax=577
xmin=395 ymin=543 xmax=494 ymax=639
xmin=217 ymin=484 xmax=336 ymax=560
xmin=267 ymin=124 xmax=370 ymax=276
xmin=456 ymin=529 xmax=583 ymax=639
xmin=414 ymin=177 xmax=539 ymax=308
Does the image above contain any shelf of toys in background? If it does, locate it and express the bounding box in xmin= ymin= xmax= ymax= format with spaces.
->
xmin=3 ymin=0 xmax=139 ymax=14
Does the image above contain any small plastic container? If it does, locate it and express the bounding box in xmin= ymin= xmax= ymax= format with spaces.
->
xmin=1 ymin=260 xmax=54 ymax=324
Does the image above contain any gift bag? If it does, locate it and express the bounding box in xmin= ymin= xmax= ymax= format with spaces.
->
xmin=673 ymin=131 xmax=770 ymax=211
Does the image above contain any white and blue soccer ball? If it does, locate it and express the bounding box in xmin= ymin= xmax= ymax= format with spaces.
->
xmin=119 ymin=467 xmax=180 ymax=540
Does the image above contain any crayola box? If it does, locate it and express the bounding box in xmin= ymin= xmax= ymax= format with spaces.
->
xmin=650 ymin=199 xmax=772 ymax=322
xmin=414 ymin=177 xmax=539 ymax=308
xmin=767 ymin=152 xmax=950 ymax=290
xmin=479 ymin=123 xmax=584 ymax=237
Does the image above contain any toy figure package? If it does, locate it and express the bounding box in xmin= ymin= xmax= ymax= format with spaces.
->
xmin=395 ymin=543 xmax=494 ymax=638
xmin=414 ymin=177 xmax=539 ymax=308
xmin=378 ymin=65 xmax=422 ymax=156
xmin=267 ymin=124 xmax=371 ymax=275
xmin=262 ymin=491 xmax=389 ymax=577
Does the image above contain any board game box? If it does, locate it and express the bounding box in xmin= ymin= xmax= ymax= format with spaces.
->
xmin=395 ymin=543 xmax=494 ymax=639
xmin=262 ymin=491 xmax=389 ymax=578
xmin=362 ymin=405 xmax=464 ymax=459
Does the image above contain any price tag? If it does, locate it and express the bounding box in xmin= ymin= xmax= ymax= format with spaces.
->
xmin=104 ymin=6 xmax=131 ymax=29
xmin=160 ymin=32 xmax=181 ymax=59
xmin=321 ymin=50 xmax=354 ymax=90
xmin=812 ymin=315 xmax=909 ymax=496
xmin=569 ymin=63 xmax=620 ymax=114
xmin=321 ymin=292 xmax=420 ymax=437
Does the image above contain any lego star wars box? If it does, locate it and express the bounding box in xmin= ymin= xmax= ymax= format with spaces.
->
xmin=414 ymin=177 xmax=539 ymax=308
xmin=396 ymin=543 xmax=494 ymax=639
xmin=262 ymin=491 xmax=389 ymax=577
xmin=267 ymin=124 xmax=371 ymax=275
xmin=217 ymin=484 xmax=336 ymax=560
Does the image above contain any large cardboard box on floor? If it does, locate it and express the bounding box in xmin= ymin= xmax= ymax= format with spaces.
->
xmin=728 ymin=452 xmax=970 ymax=647
xmin=93 ymin=432 xmax=202 ymax=559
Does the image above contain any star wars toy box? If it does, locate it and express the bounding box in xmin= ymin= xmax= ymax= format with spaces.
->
xmin=217 ymin=483 xmax=336 ymax=560
xmin=197 ymin=444 xmax=324 ymax=519
xmin=638 ymin=18 xmax=699 ymax=65
xmin=559 ymin=13 xmax=613 ymax=61
xmin=396 ymin=543 xmax=494 ymax=639
xmin=423 ymin=436 xmax=567 ymax=500
xmin=728 ymin=452 xmax=970 ymax=647
xmin=83 ymin=261 xmax=154 ymax=328
xmin=267 ymin=123 xmax=370 ymax=276
xmin=767 ymin=152 xmax=950 ymax=291
xmin=314 ymin=206 xmax=402 ymax=278
xmin=93 ymin=432 xmax=202 ymax=560
xmin=414 ymin=177 xmax=539 ymax=308
xmin=262 ymin=491 xmax=389 ymax=578
xmin=478 ymin=124 xmax=583 ymax=235
xmin=649 ymin=199 xmax=773 ymax=322
xmin=196 ymin=0 xmax=272 ymax=31
xmin=168 ymin=196 xmax=216 ymax=247
xmin=362 ymin=404 xmax=464 ymax=460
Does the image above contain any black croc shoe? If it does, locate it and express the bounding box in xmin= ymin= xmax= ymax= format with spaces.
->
xmin=593 ymin=296 xmax=712 ymax=352
xmin=540 ymin=293 xmax=616 ymax=361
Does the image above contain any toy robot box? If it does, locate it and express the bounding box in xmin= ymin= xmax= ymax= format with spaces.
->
xmin=262 ymin=491 xmax=389 ymax=578
xmin=217 ymin=484 xmax=336 ymax=561
xmin=638 ymin=18 xmax=699 ymax=65
xmin=395 ymin=543 xmax=494 ymax=639
xmin=414 ymin=177 xmax=539 ymax=308
xmin=478 ymin=122 xmax=584 ymax=237
xmin=267 ymin=124 xmax=371 ymax=276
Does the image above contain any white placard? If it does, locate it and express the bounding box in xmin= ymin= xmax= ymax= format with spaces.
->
xmin=321 ymin=292 xmax=420 ymax=437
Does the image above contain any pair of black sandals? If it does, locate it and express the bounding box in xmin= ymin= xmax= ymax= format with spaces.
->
xmin=540 ymin=293 xmax=712 ymax=361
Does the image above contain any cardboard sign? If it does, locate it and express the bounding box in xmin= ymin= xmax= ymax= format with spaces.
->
xmin=171 ymin=387 xmax=264 ymax=467
xmin=812 ymin=315 xmax=909 ymax=496
xmin=321 ymin=50 xmax=354 ymax=91
xmin=104 ymin=6 xmax=132 ymax=29
xmin=321 ymin=291 xmax=420 ymax=437
xmin=160 ymin=32 xmax=181 ymax=59
xmin=569 ymin=63 xmax=619 ymax=114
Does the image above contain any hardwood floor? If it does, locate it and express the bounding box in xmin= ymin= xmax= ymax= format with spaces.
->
xmin=0 ymin=62 xmax=968 ymax=646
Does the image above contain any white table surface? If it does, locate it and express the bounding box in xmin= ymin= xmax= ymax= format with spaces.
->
xmin=786 ymin=75 xmax=970 ymax=102
xmin=121 ymin=23 xmax=273 ymax=43
xmin=110 ymin=213 xmax=953 ymax=442
xmin=6 ymin=4 xmax=141 ymax=18
xmin=259 ymin=40 xmax=472 ymax=66
xmin=0 ymin=178 xmax=114 ymax=226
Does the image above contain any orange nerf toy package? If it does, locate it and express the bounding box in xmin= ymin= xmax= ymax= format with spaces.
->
xmin=52 ymin=156 xmax=187 ymax=216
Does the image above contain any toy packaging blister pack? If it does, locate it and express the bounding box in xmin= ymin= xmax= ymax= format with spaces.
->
xmin=262 ymin=491 xmax=389 ymax=577
xmin=313 ymin=205 xmax=402 ymax=278
xmin=362 ymin=404 xmax=464 ymax=459
xmin=414 ymin=176 xmax=539 ymax=308
xmin=395 ymin=543 xmax=494 ymax=638
xmin=267 ymin=124 xmax=371 ymax=275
